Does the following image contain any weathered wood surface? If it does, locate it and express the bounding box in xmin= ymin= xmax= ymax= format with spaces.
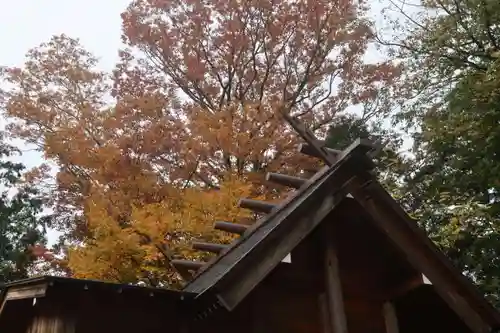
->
xmin=383 ymin=302 xmax=399 ymax=333
xmin=266 ymin=172 xmax=307 ymax=189
xmin=190 ymin=199 xmax=473 ymax=333
xmin=26 ymin=298 xmax=75 ymax=333
xmin=323 ymin=234 xmax=347 ymax=333
xmin=298 ymin=143 xmax=341 ymax=159
xmin=238 ymin=198 xmax=277 ymax=214
xmin=184 ymin=139 xmax=375 ymax=305
xmin=4 ymin=283 xmax=47 ymax=301
xmin=192 ymin=242 xmax=228 ymax=254
xmin=214 ymin=221 xmax=248 ymax=235
xmin=281 ymin=113 xmax=336 ymax=164
xmin=0 ymin=277 xmax=187 ymax=333
xmin=171 ymin=260 xmax=204 ymax=272
xmin=0 ymin=297 xmax=33 ymax=333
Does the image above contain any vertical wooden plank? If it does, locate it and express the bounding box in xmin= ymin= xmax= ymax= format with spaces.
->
xmin=383 ymin=302 xmax=399 ymax=333
xmin=319 ymin=293 xmax=332 ymax=333
xmin=0 ymin=297 xmax=6 ymax=317
xmin=26 ymin=298 xmax=76 ymax=333
xmin=324 ymin=240 xmax=348 ymax=333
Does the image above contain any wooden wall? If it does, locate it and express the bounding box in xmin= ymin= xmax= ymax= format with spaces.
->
xmin=0 ymin=285 xmax=185 ymax=333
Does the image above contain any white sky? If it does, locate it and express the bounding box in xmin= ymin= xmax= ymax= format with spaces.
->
xmin=0 ymin=0 xmax=129 ymax=70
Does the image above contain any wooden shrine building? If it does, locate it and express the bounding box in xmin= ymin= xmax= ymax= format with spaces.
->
xmin=2 ymin=119 xmax=500 ymax=333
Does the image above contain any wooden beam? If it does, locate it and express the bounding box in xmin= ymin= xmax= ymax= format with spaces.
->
xmin=298 ymin=143 xmax=341 ymax=159
xmin=303 ymin=168 xmax=320 ymax=175
xmin=266 ymin=172 xmax=307 ymax=189
xmin=4 ymin=283 xmax=48 ymax=301
xmin=348 ymin=173 xmax=499 ymax=333
xmin=299 ymin=141 xmax=381 ymax=160
xmin=383 ymin=302 xmax=399 ymax=333
xmin=238 ymin=198 xmax=277 ymax=214
xmin=324 ymin=237 xmax=348 ymax=333
xmin=299 ymin=138 xmax=378 ymax=168
xmin=214 ymin=221 xmax=249 ymax=235
xmin=171 ymin=260 xmax=205 ymax=272
xmin=281 ymin=113 xmax=336 ymax=164
xmin=193 ymin=242 xmax=228 ymax=254
xmin=0 ymin=290 xmax=7 ymax=317
xmin=319 ymin=293 xmax=333 ymax=333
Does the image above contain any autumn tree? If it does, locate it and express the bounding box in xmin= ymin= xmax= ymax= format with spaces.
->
xmin=117 ymin=0 xmax=400 ymax=188
xmin=67 ymin=175 xmax=258 ymax=287
xmin=0 ymin=35 xmax=178 ymax=284
xmin=1 ymin=0 xmax=400 ymax=286
xmin=0 ymin=36 xmax=265 ymax=287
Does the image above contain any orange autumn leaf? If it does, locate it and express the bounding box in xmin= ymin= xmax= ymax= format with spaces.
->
xmin=67 ymin=176 xmax=260 ymax=287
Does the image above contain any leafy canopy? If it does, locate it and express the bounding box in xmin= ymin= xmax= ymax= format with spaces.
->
xmin=0 ymin=137 xmax=51 ymax=282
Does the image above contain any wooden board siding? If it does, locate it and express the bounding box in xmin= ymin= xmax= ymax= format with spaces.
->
xmin=26 ymin=297 xmax=75 ymax=333
xmin=0 ymin=278 xmax=186 ymax=333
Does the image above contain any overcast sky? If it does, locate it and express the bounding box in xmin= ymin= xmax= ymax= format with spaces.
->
xmin=0 ymin=0 xmax=129 ymax=70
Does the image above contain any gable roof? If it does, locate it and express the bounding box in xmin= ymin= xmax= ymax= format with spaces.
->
xmin=176 ymin=136 xmax=500 ymax=333
xmin=182 ymin=139 xmax=374 ymax=302
xmin=184 ymin=141 xmax=371 ymax=296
